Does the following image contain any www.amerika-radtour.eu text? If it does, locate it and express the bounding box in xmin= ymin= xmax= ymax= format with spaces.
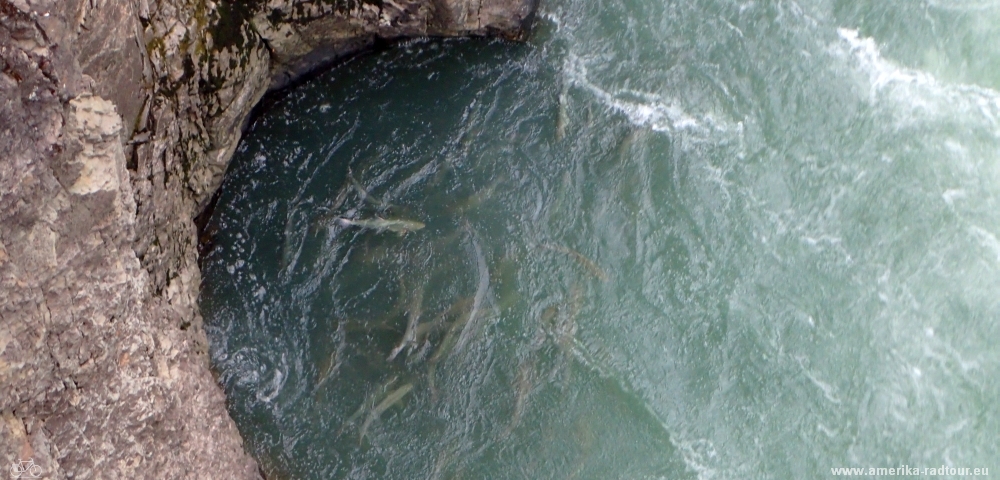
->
xmin=831 ymin=466 xmax=988 ymax=476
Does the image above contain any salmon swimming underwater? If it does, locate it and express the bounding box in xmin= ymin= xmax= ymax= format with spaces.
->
xmin=336 ymin=375 xmax=398 ymax=438
xmin=539 ymin=243 xmax=609 ymax=282
xmin=347 ymin=168 xmax=391 ymax=211
xmin=388 ymin=283 xmax=424 ymax=361
xmin=335 ymin=216 xmax=425 ymax=235
xmin=359 ymin=382 xmax=414 ymax=444
xmin=452 ymin=224 xmax=490 ymax=355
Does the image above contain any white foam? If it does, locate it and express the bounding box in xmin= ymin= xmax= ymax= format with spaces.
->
xmin=257 ymin=352 xmax=288 ymax=404
xmin=941 ymin=189 xmax=966 ymax=206
xmin=537 ymin=10 xmax=563 ymax=31
xmin=968 ymin=225 xmax=1000 ymax=263
xmin=837 ymin=28 xmax=934 ymax=98
xmin=674 ymin=438 xmax=721 ymax=480
xmin=926 ymin=0 xmax=1000 ymax=12
xmin=834 ymin=28 xmax=1000 ymax=133
xmin=563 ymin=54 xmax=733 ymax=139
xmin=227 ymin=347 xmax=262 ymax=387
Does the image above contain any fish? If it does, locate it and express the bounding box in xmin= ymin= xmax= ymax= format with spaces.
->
xmin=309 ymin=179 xmax=354 ymax=232
xmin=337 ymin=376 xmax=398 ymax=438
xmin=416 ymin=296 xmax=472 ymax=346
xmin=429 ymin=317 xmax=462 ymax=365
xmin=427 ymin=364 xmax=438 ymax=402
xmin=556 ymin=81 xmax=570 ymax=141
xmin=539 ymin=243 xmax=609 ymax=282
xmin=388 ymin=283 xmax=424 ymax=361
xmin=423 ymin=296 xmax=477 ymax=400
xmin=347 ymin=168 xmax=390 ymax=211
xmin=359 ymin=382 xmax=414 ymax=444
xmin=335 ymin=216 xmax=425 ymax=235
xmin=501 ymin=357 xmax=537 ymax=439
xmin=280 ymin=211 xmax=305 ymax=274
xmin=552 ymin=285 xmax=584 ymax=389
xmin=430 ymin=444 xmax=460 ymax=480
xmin=453 ymin=224 xmax=490 ymax=354
xmin=315 ymin=324 xmax=347 ymax=391
xmin=388 ymin=160 xmax=437 ymax=202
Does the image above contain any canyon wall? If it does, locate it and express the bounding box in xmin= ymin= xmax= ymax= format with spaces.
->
xmin=0 ymin=0 xmax=536 ymax=477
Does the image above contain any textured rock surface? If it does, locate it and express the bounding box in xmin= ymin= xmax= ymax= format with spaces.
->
xmin=0 ymin=0 xmax=536 ymax=477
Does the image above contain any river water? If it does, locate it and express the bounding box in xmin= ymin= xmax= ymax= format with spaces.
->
xmin=200 ymin=1 xmax=1000 ymax=478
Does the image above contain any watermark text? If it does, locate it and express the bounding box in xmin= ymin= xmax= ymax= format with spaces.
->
xmin=831 ymin=466 xmax=989 ymax=476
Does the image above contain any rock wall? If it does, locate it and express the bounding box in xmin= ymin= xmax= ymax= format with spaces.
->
xmin=0 ymin=0 xmax=536 ymax=477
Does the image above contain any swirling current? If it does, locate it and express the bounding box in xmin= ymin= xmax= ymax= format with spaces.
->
xmin=200 ymin=0 xmax=1000 ymax=478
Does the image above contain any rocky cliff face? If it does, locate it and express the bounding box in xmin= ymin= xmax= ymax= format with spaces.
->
xmin=0 ymin=0 xmax=536 ymax=477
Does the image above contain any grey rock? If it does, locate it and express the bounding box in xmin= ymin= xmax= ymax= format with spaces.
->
xmin=0 ymin=0 xmax=537 ymax=477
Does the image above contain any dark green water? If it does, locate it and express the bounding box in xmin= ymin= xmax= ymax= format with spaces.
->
xmin=201 ymin=1 xmax=1000 ymax=478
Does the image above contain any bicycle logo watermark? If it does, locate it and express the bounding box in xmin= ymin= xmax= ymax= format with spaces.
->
xmin=9 ymin=459 xmax=42 ymax=478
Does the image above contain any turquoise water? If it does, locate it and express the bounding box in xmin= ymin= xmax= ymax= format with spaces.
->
xmin=201 ymin=1 xmax=1000 ymax=478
